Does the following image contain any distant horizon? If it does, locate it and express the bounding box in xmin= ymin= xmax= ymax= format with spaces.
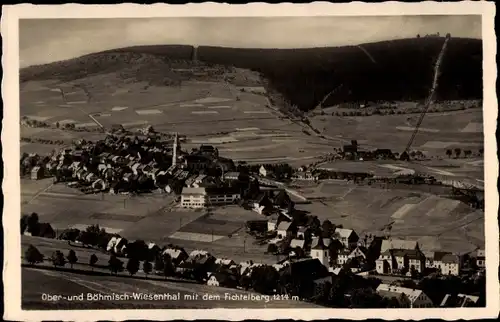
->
xmin=20 ymin=35 xmax=483 ymax=69
xmin=20 ymin=16 xmax=481 ymax=68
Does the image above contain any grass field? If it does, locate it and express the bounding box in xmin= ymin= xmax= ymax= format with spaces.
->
xmin=22 ymin=177 xmax=274 ymax=264
xmin=294 ymin=182 xmax=484 ymax=254
xmin=310 ymin=109 xmax=483 ymax=156
xmin=20 ymin=78 xmax=332 ymax=166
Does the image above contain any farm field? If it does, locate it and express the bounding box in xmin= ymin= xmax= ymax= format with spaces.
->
xmin=293 ymin=182 xmax=484 ymax=254
xmin=310 ymin=108 xmax=484 ymax=156
xmin=20 ymin=78 xmax=333 ymax=166
xmin=22 ymin=177 xmax=275 ymax=263
xmin=319 ymin=158 xmax=484 ymax=184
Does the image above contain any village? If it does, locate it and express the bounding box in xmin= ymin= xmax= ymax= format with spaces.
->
xmin=21 ymin=126 xmax=486 ymax=309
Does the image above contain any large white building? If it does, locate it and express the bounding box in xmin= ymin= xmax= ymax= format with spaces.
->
xmin=180 ymin=187 xmax=240 ymax=208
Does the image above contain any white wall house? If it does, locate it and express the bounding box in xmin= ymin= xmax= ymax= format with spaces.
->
xmin=376 ymin=284 xmax=434 ymax=308
xmin=180 ymin=187 xmax=240 ymax=208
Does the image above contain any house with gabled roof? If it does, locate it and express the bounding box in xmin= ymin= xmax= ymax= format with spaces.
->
xmin=424 ymin=251 xmax=450 ymax=269
xmin=253 ymin=193 xmax=274 ymax=215
xmin=440 ymin=293 xmax=480 ymax=307
xmin=31 ymin=166 xmax=44 ymax=180
xmin=276 ymin=221 xmax=295 ymax=240
xmin=424 ymin=251 xmax=461 ymax=275
xmin=380 ymin=238 xmax=420 ymax=253
xmin=476 ymin=249 xmax=485 ymax=268
xmin=440 ymin=253 xmax=461 ymax=276
xmin=376 ymin=284 xmax=433 ymax=308
xmin=296 ymin=226 xmax=311 ymax=240
xmin=334 ymin=228 xmax=359 ymax=249
xmin=290 ymin=239 xmax=306 ymax=250
xmin=207 ymin=272 xmax=238 ymax=288
xmin=162 ymin=247 xmax=189 ymax=266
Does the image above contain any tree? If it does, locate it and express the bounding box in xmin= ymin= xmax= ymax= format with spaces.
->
xmin=24 ymin=244 xmax=44 ymax=265
xmin=321 ymin=220 xmax=335 ymax=237
xmin=162 ymin=254 xmax=176 ymax=278
xmin=66 ymin=250 xmax=78 ymax=269
xmin=50 ymin=250 xmax=66 ymax=268
xmin=348 ymin=288 xmax=386 ymax=308
xmin=311 ymin=281 xmax=332 ymax=304
xmin=454 ymin=148 xmax=462 ymax=159
xmin=446 ymin=149 xmax=452 ymax=158
xmin=21 ymin=215 xmax=28 ymax=234
xmin=84 ymin=224 xmax=106 ymax=247
xmin=154 ymin=255 xmax=165 ymax=274
xmin=251 ymin=265 xmax=280 ymax=295
xmin=464 ymin=150 xmax=472 ymax=158
xmin=478 ymin=148 xmax=484 ymax=156
xmin=27 ymin=212 xmax=40 ymax=235
xmin=143 ymin=260 xmax=152 ymax=278
xmin=89 ymin=254 xmax=98 ymax=271
xmin=267 ymin=243 xmax=278 ymax=254
xmin=126 ymin=258 xmax=140 ymax=276
xmin=125 ymin=240 xmax=148 ymax=261
xmin=108 ymin=255 xmax=124 ymax=275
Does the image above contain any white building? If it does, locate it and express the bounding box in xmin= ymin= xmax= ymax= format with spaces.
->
xmin=476 ymin=249 xmax=485 ymax=268
xmin=424 ymin=251 xmax=461 ymax=276
xmin=311 ymin=238 xmax=330 ymax=269
xmin=440 ymin=253 xmax=461 ymax=276
xmin=376 ymin=284 xmax=434 ymax=308
xmin=180 ymin=187 xmax=240 ymax=208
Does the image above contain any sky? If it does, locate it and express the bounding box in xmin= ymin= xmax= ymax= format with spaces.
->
xmin=19 ymin=15 xmax=481 ymax=68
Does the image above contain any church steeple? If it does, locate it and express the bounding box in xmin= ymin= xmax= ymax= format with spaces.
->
xmin=172 ymin=132 xmax=178 ymax=167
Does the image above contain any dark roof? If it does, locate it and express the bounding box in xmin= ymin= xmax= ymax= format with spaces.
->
xmin=392 ymin=249 xmax=425 ymax=260
xmin=433 ymin=251 xmax=452 ymax=261
xmin=311 ymin=237 xmax=328 ymax=250
xmin=441 ymin=254 xmax=460 ymax=264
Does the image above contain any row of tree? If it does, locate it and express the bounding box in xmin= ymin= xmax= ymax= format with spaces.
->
xmin=445 ymin=148 xmax=482 ymax=159
xmin=24 ymin=244 xmax=176 ymax=279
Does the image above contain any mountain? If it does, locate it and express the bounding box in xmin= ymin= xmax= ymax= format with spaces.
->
xmin=20 ymin=38 xmax=482 ymax=111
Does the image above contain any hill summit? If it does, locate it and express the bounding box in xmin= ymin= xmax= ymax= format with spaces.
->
xmin=20 ymin=38 xmax=482 ymax=111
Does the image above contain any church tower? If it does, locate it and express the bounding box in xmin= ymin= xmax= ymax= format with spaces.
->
xmin=172 ymin=132 xmax=178 ymax=167
xmin=311 ymin=238 xmax=330 ymax=269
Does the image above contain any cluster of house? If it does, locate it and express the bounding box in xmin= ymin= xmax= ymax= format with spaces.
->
xmin=24 ymin=129 xmax=245 ymax=197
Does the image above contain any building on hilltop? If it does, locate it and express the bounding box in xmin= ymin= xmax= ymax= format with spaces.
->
xmin=376 ymin=283 xmax=433 ymax=308
xmin=180 ymin=186 xmax=240 ymax=208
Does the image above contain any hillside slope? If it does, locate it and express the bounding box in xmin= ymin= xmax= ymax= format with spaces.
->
xmin=20 ymin=38 xmax=482 ymax=111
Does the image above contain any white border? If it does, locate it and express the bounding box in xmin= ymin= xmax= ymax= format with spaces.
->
xmin=2 ymin=2 xmax=498 ymax=321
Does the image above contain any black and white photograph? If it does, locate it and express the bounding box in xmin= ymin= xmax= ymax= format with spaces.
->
xmin=2 ymin=2 xmax=498 ymax=321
